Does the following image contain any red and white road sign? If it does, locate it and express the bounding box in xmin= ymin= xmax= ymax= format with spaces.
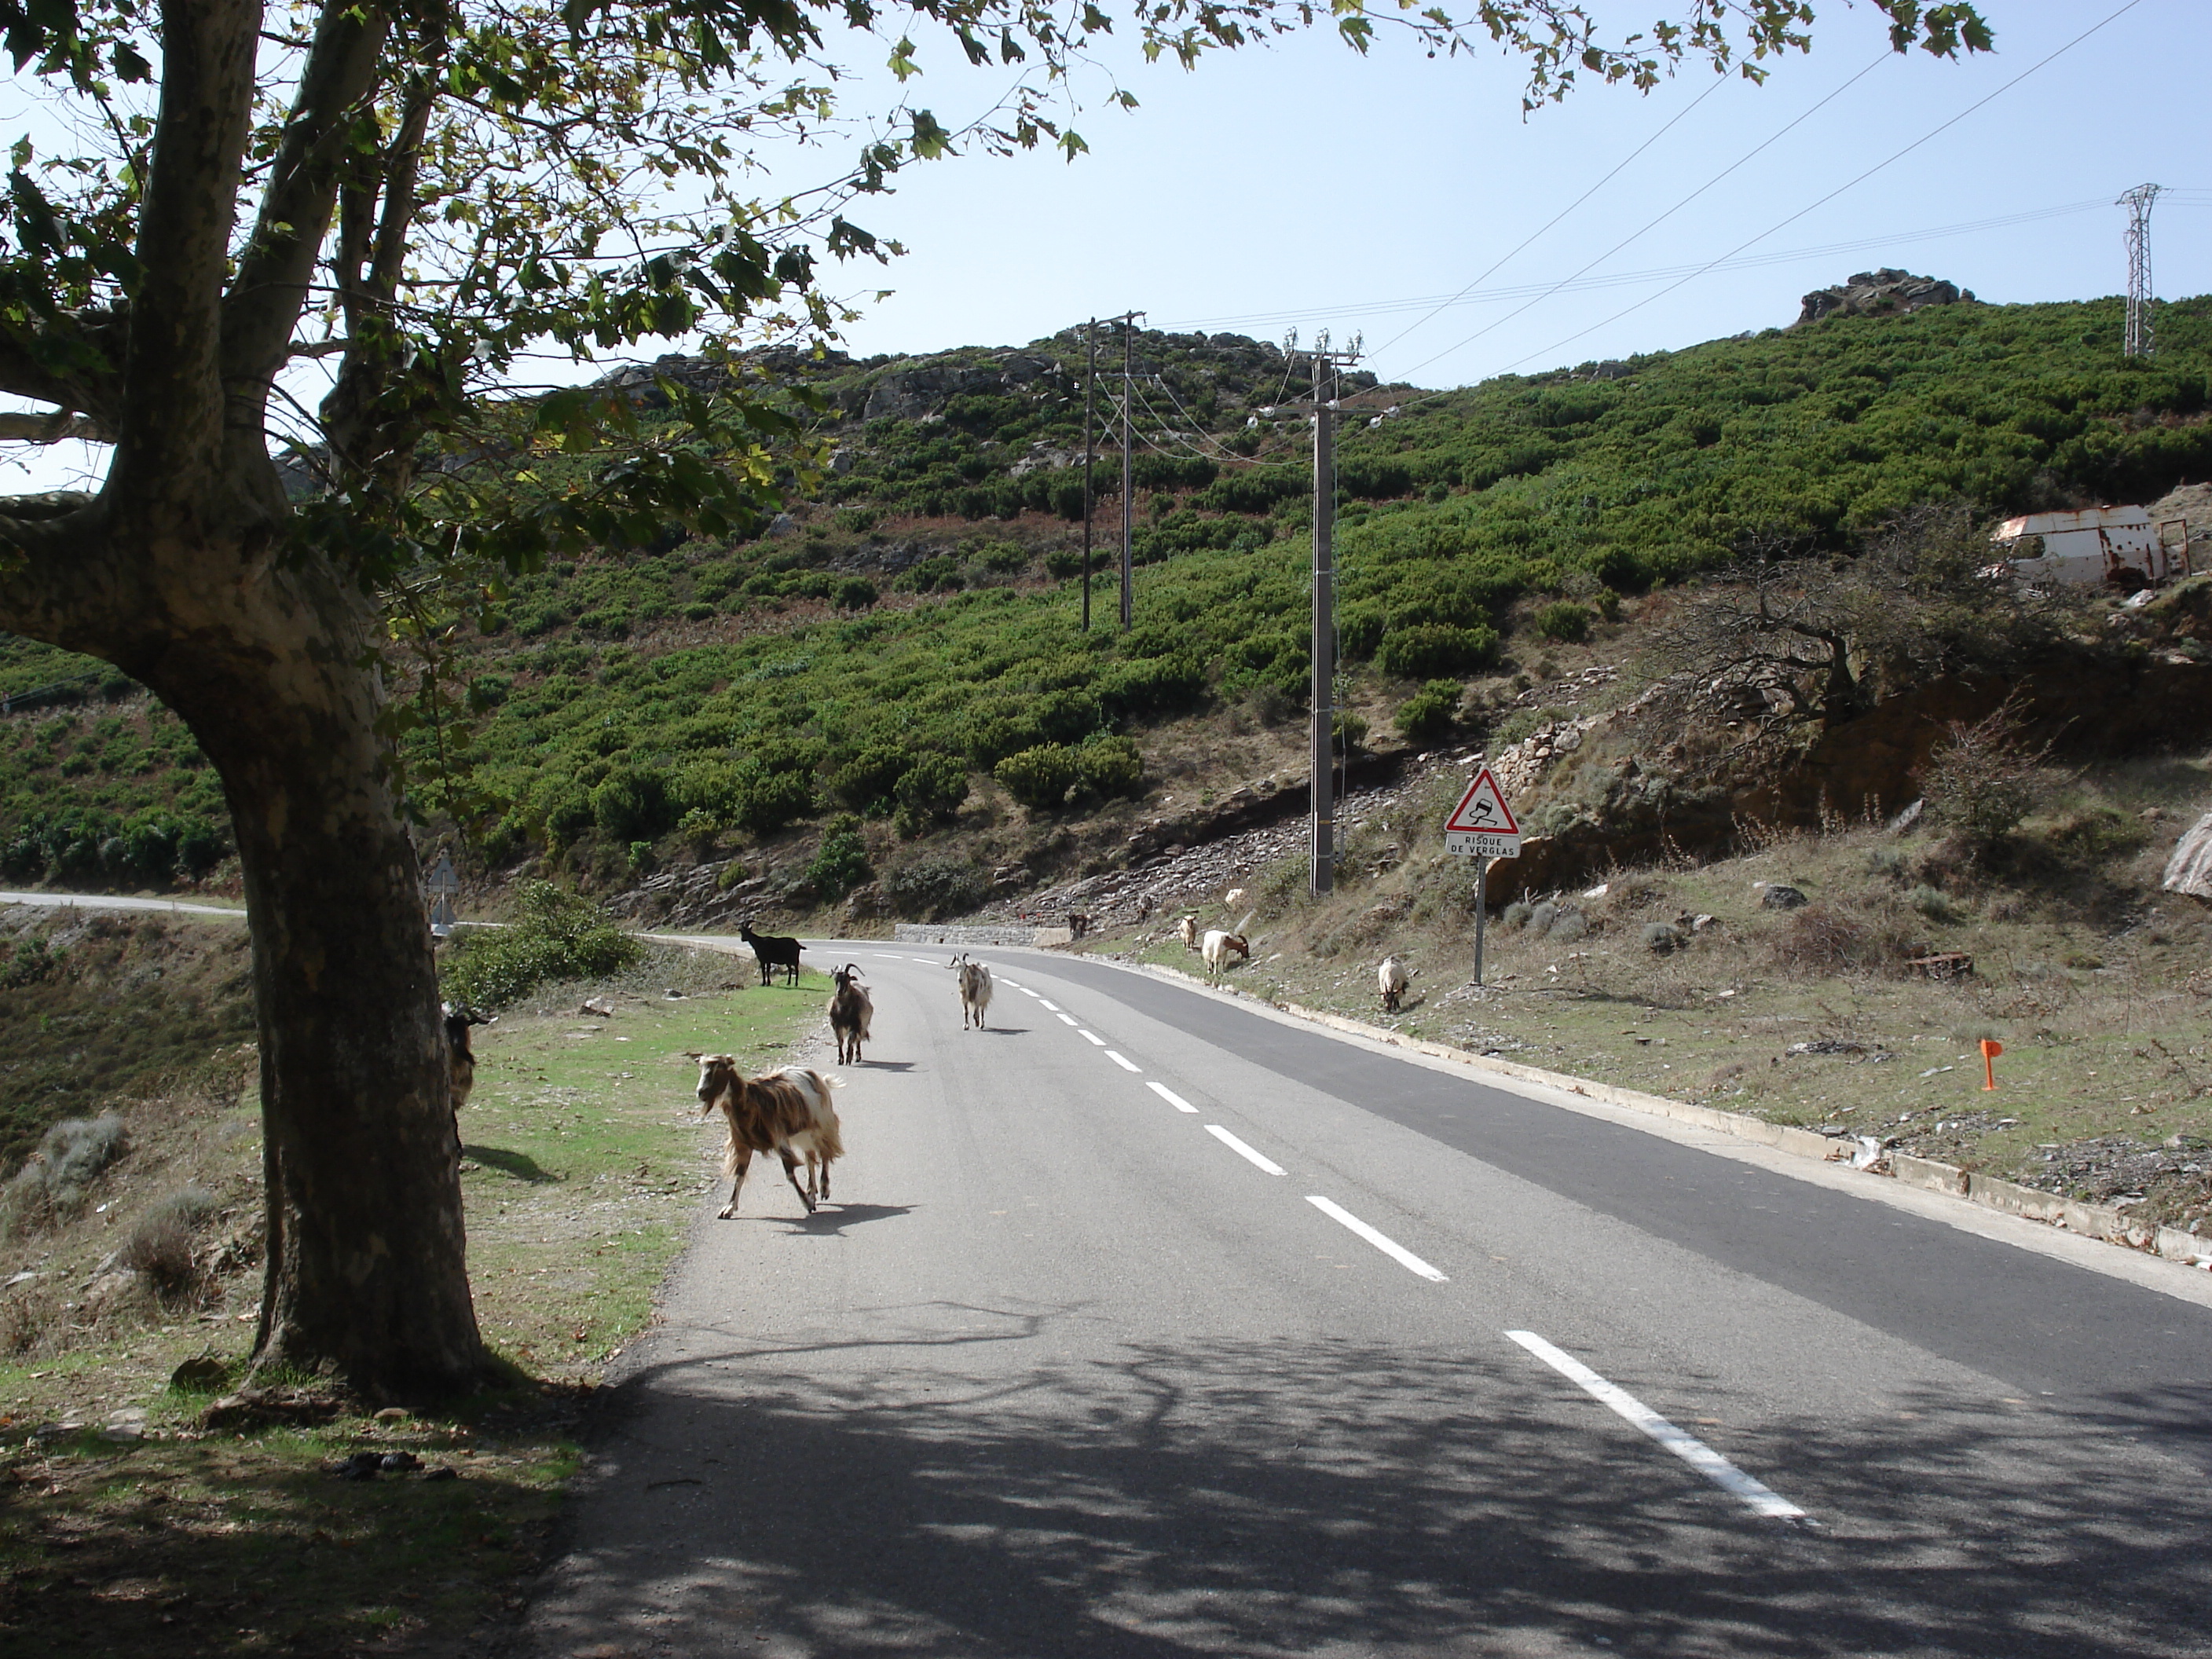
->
xmin=1443 ymin=768 xmax=1521 ymax=858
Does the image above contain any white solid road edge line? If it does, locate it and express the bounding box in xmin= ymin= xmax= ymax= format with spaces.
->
xmin=1104 ymin=1050 xmax=1142 ymax=1073
xmin=1148 ymin=1082 xmax=1199 ymax=1114
xmin=1205 ymin=1125 xmax=1285 ymax=1176
xmin=1306 ymin=1196 xmax=1448 ymax=1282
xmin=1503 ymin=1330 xmax=1807 ymax=1522
xmin=1079 ymin=1029 xmax=1108 ymax=1046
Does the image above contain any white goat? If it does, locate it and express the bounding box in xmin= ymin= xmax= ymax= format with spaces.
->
xmin=1201 ymin=930 xmax=1249 ymax=985
xmin=1378 ymin=955 xmax=1419 ymax=1013
xmin=1224 ymin=888 xmax=1246 ymax=907
xmin=950 ymin=953 xmax=994 ymax=1031
xmin=1177 ymin=914 xmax=1200 ymax=951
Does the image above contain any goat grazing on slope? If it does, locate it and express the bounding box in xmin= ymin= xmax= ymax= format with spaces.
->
xmin=1377 ymin=956 xmax=1419 ymax=1014
xmin=1177 ymin=914 xmax=1200 ymax=951
xmin=738 ymin=920 xmax=803 ymax=987
xmin=691 ymin=1054 xmax=844 ymax=1217
xmin=1201 ymin=930 xmax=1249 ymax=984
xmin=829 ymin=964 xmax=873 ymax=1065
xmin=950 ymin=954 xmax=993 ymax=1031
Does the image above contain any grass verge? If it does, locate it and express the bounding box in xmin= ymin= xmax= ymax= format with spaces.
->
xmin=0 ymin=962 xmax=829 ymax=1657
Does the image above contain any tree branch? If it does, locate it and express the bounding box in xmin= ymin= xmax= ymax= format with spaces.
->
xmin=0 ymin=493 xmax=149 ymax=661
xmin=0 ymin=410 xmax=114 ymax=443
xmin=110 ymin=0 xmax=262 ymax=496
xmin=0 ymin=313 xmax=129 ymax=428
xmin=222 ymin=2 xmax=393 ymax=394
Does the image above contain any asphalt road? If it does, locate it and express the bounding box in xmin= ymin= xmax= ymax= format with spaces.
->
xmin=514 ymin=947 xmax=2212 ymax=1657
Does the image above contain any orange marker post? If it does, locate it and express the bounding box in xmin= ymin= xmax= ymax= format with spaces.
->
xmin=1979 ymin=1038 xmax=2003 ymax=1090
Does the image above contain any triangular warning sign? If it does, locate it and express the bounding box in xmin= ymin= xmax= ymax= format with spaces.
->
xmin=1445 ymin=769 xmax=1519 ymax=836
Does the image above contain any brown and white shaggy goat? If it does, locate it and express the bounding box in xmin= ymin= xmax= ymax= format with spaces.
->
xmin=949 ymin=953 xmax=993 ymax=1031
xmin=829 ymin=963 xmax=873 ymax=1064
xmin=691 ymin=1055 xmax=844 ymax=1218
xmin=1201 ymin=929 xmax=1249 ymax=984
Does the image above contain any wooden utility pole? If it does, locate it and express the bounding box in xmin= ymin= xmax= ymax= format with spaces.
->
xmin=1081 ymin=318 xmax=1097 ymax=631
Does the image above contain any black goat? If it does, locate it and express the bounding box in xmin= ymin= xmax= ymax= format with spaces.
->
xmin=442 ymin=1002 xmax=494 ymax=1159
xmin=828 ymin=963 xmax=873 ymax=1064
xmin=738 ymin=921 xmax=803 ymax=987
xmin=443 ymin=1002 xmax=493 ymax=1110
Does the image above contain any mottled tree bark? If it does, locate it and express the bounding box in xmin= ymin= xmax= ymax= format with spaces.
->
xmin=0 ymin=0 xmax=486 ymax=1400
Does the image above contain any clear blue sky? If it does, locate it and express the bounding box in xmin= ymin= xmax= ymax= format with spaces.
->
xmin=813 ymin=0 xmax=2207 ymax=386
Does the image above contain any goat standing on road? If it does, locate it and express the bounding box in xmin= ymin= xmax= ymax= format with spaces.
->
xmin=691 ymin=1054 xmax=844 ymax=1217
xmin=829 ymin=963 xmax=873 ymax=1065
xmin=738 ymin=920 xmax=803 ymax=987
xmin=950 ymin=954 xmax=994 ymax=1031
xmin=1201 ymin=930 xmax=1249 ymax=984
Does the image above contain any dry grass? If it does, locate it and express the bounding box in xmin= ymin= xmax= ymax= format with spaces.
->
xmin=1083 ymin=749 xmax=2212 ymax=1234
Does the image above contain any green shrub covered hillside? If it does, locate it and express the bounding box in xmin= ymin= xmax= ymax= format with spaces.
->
xmin=3 ymin=289 xmax=2207 ymax=889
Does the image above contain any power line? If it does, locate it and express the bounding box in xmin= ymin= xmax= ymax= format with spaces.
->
xmin=1493 ymin=0 xmax=2148 ymax=379
xmin=1368 ymin=64 xmax=1737 ymax=360
xmin=1392 ymin=47 xmax=1896 ymax=382
xmin=1167 ymin=196 xmax=2120 ymax=335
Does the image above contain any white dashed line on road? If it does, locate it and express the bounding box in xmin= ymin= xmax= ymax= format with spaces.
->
xmin=1148 ymin=1082 xmax=1199 ymax=1114
xmin=1079 ymin=1030 xmax=1107 ymax=1046
xmin=1205 ymin=1126 xmax=1284 ymax=1176
xmin=1054 ymin=1012 xmax=1079 ymax=1027
xmin=1104 ymin=1050 xmax=1141 ymax=1072
xmin=1038 ymin=1000 xmax=1061 ymax=1012
xmin=1503 ymin=1330 xmax=1807 ymax=1521
xmin=1306 ymin=1196 xmax=1448 ymax=1282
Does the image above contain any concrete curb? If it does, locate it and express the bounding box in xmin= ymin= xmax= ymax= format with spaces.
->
xmin=1093 ymin=951 xmax=2212 ymax=1276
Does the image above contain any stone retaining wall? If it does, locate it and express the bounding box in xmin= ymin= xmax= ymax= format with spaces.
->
xmin=892 ymin=923 xmax=1051 ymax=948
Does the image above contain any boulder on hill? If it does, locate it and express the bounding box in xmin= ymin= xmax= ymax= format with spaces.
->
xmin=1794 ymin=269 xmax=1969 ymax=328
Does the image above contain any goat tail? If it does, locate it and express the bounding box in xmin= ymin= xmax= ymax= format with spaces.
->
xmin=793 ymin=1068 xmax=846 ymax=1160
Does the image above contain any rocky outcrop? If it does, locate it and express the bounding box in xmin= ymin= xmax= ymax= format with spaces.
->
xmin=2165 ymin=811 xmax=2212 ymax=899
xmin=1793 ymin=269 xmax=1968 ymax=328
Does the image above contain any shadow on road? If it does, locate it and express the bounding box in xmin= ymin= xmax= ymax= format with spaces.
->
xmin=526 ymin=1328 xmax=2212 ymax=1657
xmin=777 ymin=1203 xmax=917 ymax=1236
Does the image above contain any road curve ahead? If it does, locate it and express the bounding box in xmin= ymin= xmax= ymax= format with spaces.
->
xmin=523 ymin=945 xmax=2212 ymax=1658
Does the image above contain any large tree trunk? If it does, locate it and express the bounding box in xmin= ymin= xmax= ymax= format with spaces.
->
xmin=128 ymin=536 xmax=488 ymax=1401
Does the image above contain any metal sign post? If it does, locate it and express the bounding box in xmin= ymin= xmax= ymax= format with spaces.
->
xmin=1442 ymin=770 xmax=1521 ymax=988
xmin=1472 ymin=855 xmax=1490 ymax=987
xmin=423 ymin=851 xmax=460 ymax=939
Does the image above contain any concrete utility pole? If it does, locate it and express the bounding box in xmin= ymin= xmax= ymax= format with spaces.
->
xmin=2121 ymin=183 xmax=2163 ymax=358
xmin=1081 ymin=318 xmax=1097 ymax=631
xmin=1119 ymin=313 xmax=1144 ymax=630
